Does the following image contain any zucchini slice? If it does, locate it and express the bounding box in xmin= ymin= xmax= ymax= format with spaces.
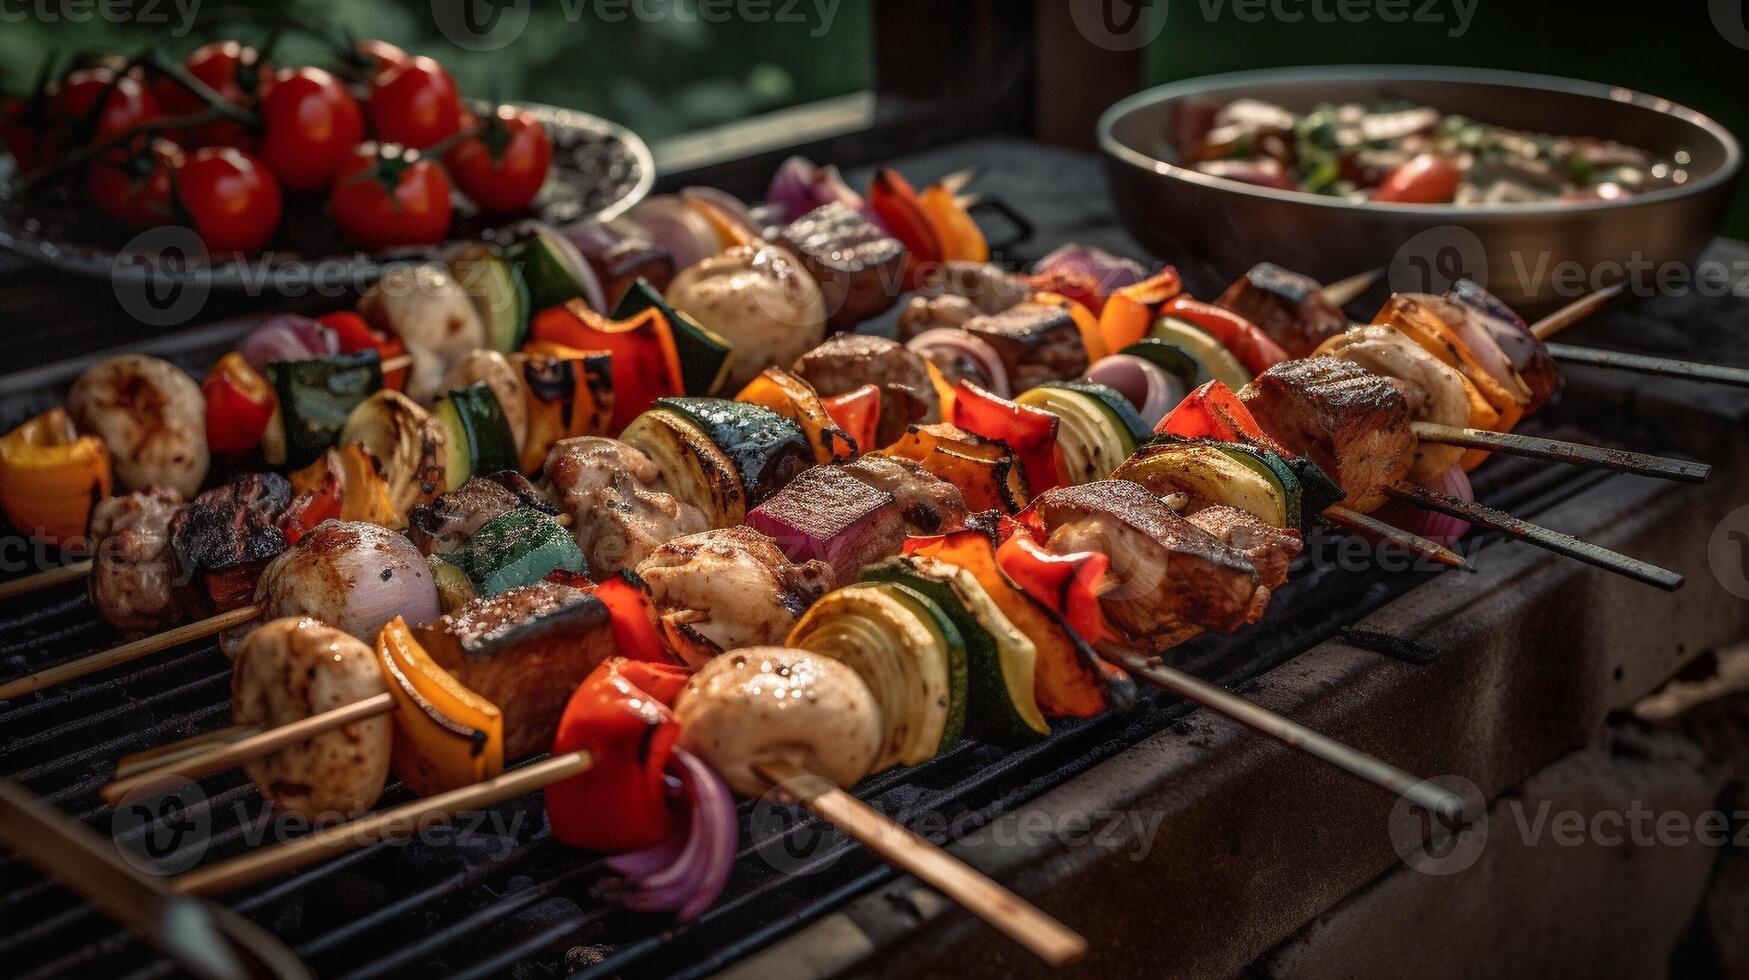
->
xmin=432 ymin=382 xmax=520 ymax=489
xmin=614 ymin=278 xmax=734 ymax=397
xmin=453 ymin=507 xmax=587 ymax=596
xmin=861 ymin=555 xmax=1048 ymax=744
xmin=1149 ymin=317 xmax=1251 ymax=390
xmin=1211 ymin=441 xmax=1303 ymax=531
xmin=655 ymin=397 xmax=812 ymax=511
xmin=447 ymin=242 xmax=529 ymax=353
xmin=1016 ymin=381 xmax=1148 ymax=485
xmin=266 ymin=351 xmax=384 ymax=470
xmin=619 ymin=407 xmax=746 ymax=527
xmin=1112 ymin=440 xmax=1291 ymax=528
xmin=506 ymin=224 xmax=594 ymax=314
xmin=787 ymin=584 xmax=955 ymax=770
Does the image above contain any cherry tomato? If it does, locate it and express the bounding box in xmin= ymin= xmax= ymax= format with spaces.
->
xmin=355 ymin=39 xmax=410 ymax=79
xmin=152 ymin=41 xmax=266 ymax=149
xmin=50 ymin=67 xmax=162 ymax=145
xmin=87 ymin=138 xmax=183 ymax=230
xmin=175 ymin=147 xmax=283 ymax=253
xmin=1373 ymin=153 xmax=1463 ymax=204
xmin=329 ymin=144 xmax=453 ymax=250
xmin=368 ymin=56 xmax=463 ymax=149
xmin=442 ymin=105 xmax=551 ymax=213
xmin=1 ymin=96 xmax=48 ymax=173
xmin=258 ymin=66 xmax=365 ymax=193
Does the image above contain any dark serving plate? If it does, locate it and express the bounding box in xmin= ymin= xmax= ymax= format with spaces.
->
xmin=0 ymin=102 xmax=653 ymax=292
xmin=1098 ymin=66 xmax=1742 ymax=312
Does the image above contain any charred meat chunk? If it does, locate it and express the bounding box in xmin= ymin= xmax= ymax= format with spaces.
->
xmin=545 ymin=436 xmax=709 ymax=575
xmin=407 ymin=471 xmax=555 ymax=555
xmin=792 ymin=333 xmax=940 ymax=448
xmin=1183 ymin=504 xmax=1301 ymax=591
xmin=1239 ymin=358 xmax=1414 ymax=513
xmin=89 ymin=487 xmax=186 ymax=634
xmin=635 ymin=526 xmax=833 ymax=668
xmin=777 ymin=202 xmax=907 ymax=332
xmin=896 ymin=260 xmax=1030 ymax=340
xmin=171 ymin=473 xmax=292 ymax=616
xmin=1215 ymin=263 xmax=1349 ymax=359
xmin=747 ymin=465 xmax=906 ymax=588
xmin=838 ymin=454 xmax=968 ymax=535
xmin=958 ymin=301 xmax=1089 ymax=392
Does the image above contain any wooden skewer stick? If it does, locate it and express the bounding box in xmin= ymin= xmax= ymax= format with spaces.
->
xmin=1105 ymin=650 xmax=1468 ymax=824
xmin=381 ymin=353 xmax=413 ymax=373
xmin=1544 ymin=342 xmax=1749 ymax=390
xmin=172 ymin=751 xmax=593 ymax=896
xmin=1384 ymin=484 xmax=1683 ymax=591
xmin=1318 ymin=267 xmax=1384 ymax=308
xmin=936 ymin=166 xmax=978 ymax=196
xmin=1530 ymin=282 xmax=1624 ymax=341
xmin=0 ymin=603 xmax=260 ymax=701
xmin=1322 ymin=505 xmax=1471 ymax=570
xmin=753 ymin=759 xmax=1087 ymax=967
xmin=112 ymin=724 xmax=260 ymax=781
xmin=101 ymin=693 xmax=396 ymax=807
xmin=0 ymin=559 xmax=94 ymax=601
xmin=1410 ymin=421 xmax=1710 ymax=484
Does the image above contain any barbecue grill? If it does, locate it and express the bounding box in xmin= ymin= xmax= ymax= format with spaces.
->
xmin=1 ymin=134 xmax=1744 ymax=977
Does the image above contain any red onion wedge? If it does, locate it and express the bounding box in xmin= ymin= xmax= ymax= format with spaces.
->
xmin=1084 ymin=353 xmax=1187 ymax=428
xmin=603 ymin=748 xmax=736 ymax=920
xmin=764 ymin=155 xmax=876 ymax=226
xmin=1034 ymin=243 xmax=1148 ymax=295
xmin=1376 ymin=465 xmax=1473 ymax=546
xmin=612 ymin=196 xmax=722 ymax=272
xmin=907 ymin=328 xmax=1011 ymax=397
xmin=239 ymin=314 xmax=339 ymax=371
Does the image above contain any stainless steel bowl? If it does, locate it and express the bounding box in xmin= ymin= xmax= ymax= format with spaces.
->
xmin=1098 ymin=66 xmax=1742 ymax=313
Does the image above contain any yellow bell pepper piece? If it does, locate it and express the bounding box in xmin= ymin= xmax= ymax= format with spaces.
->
xmin=0 ymin=407 xmax=112 ymax=548
xmin=376 ymin=616 xmax=505 ymax=797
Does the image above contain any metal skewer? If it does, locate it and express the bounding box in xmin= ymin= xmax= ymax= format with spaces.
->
xmin=0 ymin=603 xmax=261 ymax=701
xmin=1384 ymin=484 xmax=1683 ymax=591
xmin=1544 ymin=343 xmax=1749 ymax=390
xmin=0 ymin=558 xmax=94 ymax=601
xmin=1410 ymin=422 xmax=1711 ymax=483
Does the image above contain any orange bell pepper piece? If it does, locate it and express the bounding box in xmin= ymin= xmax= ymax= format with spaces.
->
xmin=0 ymin=407 xmax=111 ymax=548
xmin=1098 ymin=267 xmax=1183 ymax=352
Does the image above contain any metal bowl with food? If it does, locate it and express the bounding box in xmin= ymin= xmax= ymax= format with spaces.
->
xmin=1098 ymin=66 xmax=1741 ymax=311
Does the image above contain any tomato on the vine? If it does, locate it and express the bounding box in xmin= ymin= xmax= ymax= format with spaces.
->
xmin=50 ymin=67 xmax=162 ymax=145
xmin=329 ymin=143 xmax=453 ymax=250
xmin=175 ymin=146 xmax=283 ymax=253
xmin=257 ymin=66 xmax=365 ymax=194
xmin=152 ymin=41 xmax=267 ymax=149
xmin=368 ymin=55 xmax=462 ymax=149
xmin=88 ymin=138 xmax=183 ymax=230
xmin=442 ymin=105 xmax=551 ymax=214
xmin=354 ymin=39 xmax=410 ymax=80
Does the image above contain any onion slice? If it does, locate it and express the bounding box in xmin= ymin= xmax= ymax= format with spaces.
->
xmin=1033 ymin=242 xmax=1148 ymax=295
xmin=764 ymin=155 xmax=875 ymax=226
xmin=612 ymin=196 xmax=722 ymax=272
xmin=1376 ymin=465 xmax=1473 ymax=546
xmin=239 ymin=314 xmax=339 ymax=371
xmin=1084 ymin=354 xmax=1186 ymax=428
xmin=906 ymin=328 xmax=1011 ymax=398
xmin=601 ymin=748 xmax=736 ymax=921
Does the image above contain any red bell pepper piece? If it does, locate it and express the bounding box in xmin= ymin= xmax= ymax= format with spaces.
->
xmin=593 ymin=571 xmax=675 ymax=665
xmin=278 ymin=475 xmax=342 ymax=546
xmin=996 ymin=532 xmax=1115 ymax=646
xmin=1161 ymin=295 xmax=1288 ymax=376
xmin=868 ymin=167 xmax=940 ymax=289
xmin=821 ymin=384 xmax=881 ymax=454
xmin=320 ymin=311 xmax=408 ymax=391
xmin=201 ymin=351 xmax=278 ymax=456
xmin=1024 ymin=267 xmax=1106 ymax=316
xmin=949 ymin=380 xmax=1061 ymax=495
xmin=1156 ymin=379 xmax=1269 ymax=445
xmin=531 ymin=302 xmax=681 ymax=435
xmin=545 ymin=657 xmax=692 ymax=852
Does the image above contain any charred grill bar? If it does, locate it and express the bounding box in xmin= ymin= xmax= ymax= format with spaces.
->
xmin=0 ymin=138 xmax=1744 ymax=978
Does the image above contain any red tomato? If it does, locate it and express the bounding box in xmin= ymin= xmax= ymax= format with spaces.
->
xmin=175 ymin=147 xmax=283 ymax=253
xmin=368 ymin=56 xmax=463 ymax=149
xmin=329 ymin=144 xmax=453 ymax=250
xmin=258 ymin=66 xmax=365 ymax=193
xmin=87 ymin=139 xmax=182 ymax=230
xmin=441 ymin=105 xmax=551 ymax=213
xmin=50 ymin=67 xmax=161 ymax=144
xmin=152 ymin=41 xmax=265 ymax=148
xmin=355 ymin=39 xmax=410 ymax=79
xmin=1373 ymin=153 xmax=1463 ymax=204
xmin=1 ymin=96 xmax=48 ymax=173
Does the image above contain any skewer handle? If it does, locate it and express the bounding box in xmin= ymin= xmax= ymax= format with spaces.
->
xmin=753 ymin=759 xmax=1087 ymax=967
xmin=101 ymin=692 xmax=397 ymax=806
xmin=1385 ymin=484 xmax=1683 ymax=591
xmin=1546 ymin=343 xmax=1749 ymax=390
xmin=0 ymin=603 xmax=261 ymax=701
xmin=173 ymin=750 xmax=592 ymax=896
xmin=1107 ymin=652 xmax=1468 ymax=825
xmin=1410 ymin=422 xmax=1711 ymax=484
xmin=0 ymin=559 xmax=93 ymax=601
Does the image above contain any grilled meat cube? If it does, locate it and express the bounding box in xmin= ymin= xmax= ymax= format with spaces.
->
xmin=89 ymin=487 xmax=185 ymax=634
xmin=777 ymin=202 xmax=907 ymax=332
xmin=958 ymin=300 xmax=1089 ymax=392
xmin=1029 ymin=481 xmax=1262 ymax=642
xmin=839 ymin=454 xmax=969 ymax=535
xmin=792 ymin=334 xmax=941 ymax=448
xmin=635 ymin=526 xmax=833 ymax=668
xmin=545 ymin=436 xmax=709 ymax=575
xmin=1215 ymin=263 xmax=1349 ymax=358
xmin=896 ymin=261 xmax=1029 ymax=340
xmin=1238 ymin=357 xmax=1414 ymax=513
xmin=897 ymin=294 xmax=979 ymax=340
xmin=408 ymin=471 xmax=555 ymax=555
xmin=360 ymin=263 xmax=485 ymax=405
xmin=747 ymin=465 xmax=905 ymax=587
xmin=415 ymin=582 xmax=615 ymax=759
xmin=171 ymin=473 xmax=292 ymax=616
xmin=1314 ymin=326 xmax=1471 ymax=482
xmin=1184 ymin=504 xmax=1301 ymax=590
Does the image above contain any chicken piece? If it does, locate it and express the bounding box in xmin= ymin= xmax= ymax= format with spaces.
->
xmin=68 ymin=354 xmax=209 ymax=498
xmin=170 ymin=473 xmax=292 ymax=617
xmin=1313 ymin=326 xmax=1472 ymax=482
xmin=1214 ymin=263 xmax=1349 ymax=359
xmin=244 ymin=521 xmax=440 ymax=651
xmin=359 ymin=263 xmax=485 ymax=405
xmin=233 ymin=617 xmax=392 ymax=820
xmin=776 ymin=202 xmax=907 ymax=332
xmin=675 ymin=646 xmax=883 ymax=796
xmin=408 ymin=471 xmax=554 ymax=555
xmin=635 ymin=526 xmax=833 ymax=668
xmin=440 ymin=350 xmax=528 ymax=454
xmin=544 ymin=436 xmax=709 ymax=575
xmin=1184 ymin=505 xmax=1301 ymax=590
xmin=415 ymin=582 xmax=615 ymax=759
xmin=1030 ymin=481 xmax=1262 ymax=644
xmin=958 ymin=301 xmax=1090 ymax=392
xmin=792 ymin=334 xmax=940 ymax=448
xmin=746 ymin=465 xmax=905 ymax=588
xmin=665 ymin=245 xmax=827 ymax=391
xmin=1238 ymin=358 xmax=1414 ymax=513
xmin=838 ymin=454 xmax=968 ymax=535
xmin=88 ymin=487 xmax=185 ymax=634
